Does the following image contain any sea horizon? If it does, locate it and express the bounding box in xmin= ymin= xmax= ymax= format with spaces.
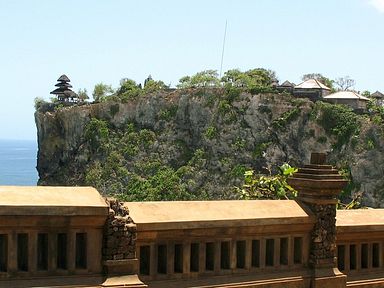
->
xmin=0 ymin=138 xmax=38 ymax=185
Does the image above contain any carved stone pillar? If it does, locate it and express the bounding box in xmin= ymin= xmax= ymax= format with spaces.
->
xmin=288 ymin=153 xmax=347 ymax=288
xmin=101 ymin=198 xmax=147 ymax=287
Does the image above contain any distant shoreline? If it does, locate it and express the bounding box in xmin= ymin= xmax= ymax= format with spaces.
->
xmin=0 ymin=138 xmax=36 ymax=142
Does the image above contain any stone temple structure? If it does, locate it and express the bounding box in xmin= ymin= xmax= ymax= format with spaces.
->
xmin=1 ymin=154 xmax=384 ymax=287
xmin=50 ymin=75 xmax=78 ymax=102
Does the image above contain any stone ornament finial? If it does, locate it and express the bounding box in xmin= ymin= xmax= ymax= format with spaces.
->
xmin=287 ymin=152 xmax=348 ymax=288
xmin=288 ymin=153 xmax=347 ymax=204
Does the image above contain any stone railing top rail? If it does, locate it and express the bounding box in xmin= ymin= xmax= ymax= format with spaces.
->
xmin=0 ymin=186 xmax=108 ymax=216
xmin=125 ymin=200 xmax=315 ymax=231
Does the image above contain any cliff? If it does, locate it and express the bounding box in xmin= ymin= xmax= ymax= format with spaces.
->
xmin=35 ymin=88 xmax=384 ymax=206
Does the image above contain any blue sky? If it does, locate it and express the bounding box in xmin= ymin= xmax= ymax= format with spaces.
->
xmin=1 ymin=0 xmax=384 ymax=140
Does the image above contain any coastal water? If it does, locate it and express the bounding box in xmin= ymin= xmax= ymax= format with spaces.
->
xmin=0 ymin=139 xmax=38 ymax=185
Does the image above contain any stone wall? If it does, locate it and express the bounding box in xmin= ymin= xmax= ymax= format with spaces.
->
xmin=103 ymin=198 xmax=136 ymax=261
xmin=307 ymin=203 xmax=337 ymax=266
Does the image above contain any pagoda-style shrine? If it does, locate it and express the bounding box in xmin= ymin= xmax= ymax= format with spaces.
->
xmin=50 ymin=74 xmax=78 ymax=102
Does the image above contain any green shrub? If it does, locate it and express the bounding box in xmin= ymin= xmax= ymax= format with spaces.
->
xmin=54 ymin=103 xmax=64 ymax=112
xmin=159 ymin=105 xmax=178 ymax=120
xmin=229 ymin=164 xmax=248 ymax=178
xmin=34 ymin=97 xmax=46 ymax=111
xmin=315 ymin=102 xmax=360 ymax=149
xmin=125 ymin=122 xmax=135 ymax=133
xmin=272 ymin=107 xmax=300 ymax=129
xmin=188 ymin=149 xmax=206 ymax=167
xmin=85 ymin=161 xmax=103 ymax=187
xmin=204 ymin=93 xmax=218 ymax=107
xmin=223 ymin=110 xmax=238 ymax=124
xmin=204 ymin=126 xmax=217 ymax=140
xmin=116 ymin=78 xmax=142 ymax=101
xmin=366 ymin=138 xmax=375 ymax=150
xmin=253 ymin=141 xmax=272 ymax=158
xmin=134 ymin=160 xmax=162 ymax=176
xmin=224 ymin=86 xmax=241 ymax=102
xmin=84 ymin=118 xmax=109 ymax=150
xmin=218 ymin=100 xmax=231 ymax=115
xmin=118 ymin=166 xmax=196 ymax=201
xmin=232 ymin=138 xmax=246 ymax=150
xmin=139 ymin=129 xmax=156 ymax=148
xmin=236 ymin=163 xmax=298 ymax=200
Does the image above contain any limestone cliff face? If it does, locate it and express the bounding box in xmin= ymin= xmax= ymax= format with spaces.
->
xmin=35 ymin=89 xmax=384 ymax=207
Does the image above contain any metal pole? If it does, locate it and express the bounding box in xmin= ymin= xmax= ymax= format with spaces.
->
xmin=219 ymin=20 xmax=227 ymax=78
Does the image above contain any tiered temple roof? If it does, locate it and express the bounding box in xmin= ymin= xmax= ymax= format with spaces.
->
xmin=50 ymin=74 xmax=77 ymax=101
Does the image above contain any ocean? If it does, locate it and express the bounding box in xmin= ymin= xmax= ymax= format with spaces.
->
xmin=0 ymin=139 xmax=38 ymax=185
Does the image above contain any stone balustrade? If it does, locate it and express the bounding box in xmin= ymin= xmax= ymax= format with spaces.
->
xmin=3 ymin=155 xmax=384 ymax=287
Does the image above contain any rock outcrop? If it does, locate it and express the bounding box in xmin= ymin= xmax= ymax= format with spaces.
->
xmin=35 ymin=88 xmax=384 ymax=207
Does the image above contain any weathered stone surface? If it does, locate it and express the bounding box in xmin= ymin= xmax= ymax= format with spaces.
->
xmin=307 ymin=203 xmax=337 ymax=265
xmin=35 ymin=89 xmax=384 ymax=206
xmin=103 ymin=198 xmax=136 ymax=261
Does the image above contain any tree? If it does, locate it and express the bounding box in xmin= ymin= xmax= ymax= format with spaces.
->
xmin=302 ymin=73 xmax=323 ymax=81
xmin=84 ymin=118 xmax=109 ymax=151
xmin=92 ymin=83 xmax=114 ymax=102
xmin=116 ymin=78 xmax=142 ymax=101
xmin=221 ymin=69 xmax=244 ymax=87
xmin=245 ymin=68 xmax=277 ymax=90
xmin=177 ymin=70 xmax=220 ymax=88
xmin=34 ymin=97 xmax=46 ymax=110
xmin=77 ymin=88 xmax=89 ymax=102
xmin=334 ymin=76 xmax=355 ymax=91
xmin=361 ymin=90 xmax=371 ymax=98
xmin=221 ymin=68 xmax=277 ymax=93
xmin=190 ymin=70 xmax=220 ymax=87
xmin=143 ymin=79 xmax=168 ymax=93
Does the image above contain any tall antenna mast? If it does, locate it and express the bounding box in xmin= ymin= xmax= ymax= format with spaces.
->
xmin=219 ymin=20 xmax=227 ymax=78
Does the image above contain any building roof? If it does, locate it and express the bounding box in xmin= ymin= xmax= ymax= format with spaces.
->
xmin=337 ymin=209 xmax=384 ymax=233
xmin=50 ymin=87 xmax=76 ymax=97
xmin=0 ymin=186 xmax=108 ymax=216
xmin=279 ymin=80 xmax=294 ymax=87
xmin=371 ymin=91 xmax=384 ymax=99
xmin=125 ymin=200 xmax=314 ymax=231
xmin=55 ymin=82 xmax=73 ymax=88
xmin=323 ymin=91 xmax=370 ymax=101
xmin=57 ymin=74 xmax=70 ymax=82
xmin=295 ymin=79 xmax=331 ymax=90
